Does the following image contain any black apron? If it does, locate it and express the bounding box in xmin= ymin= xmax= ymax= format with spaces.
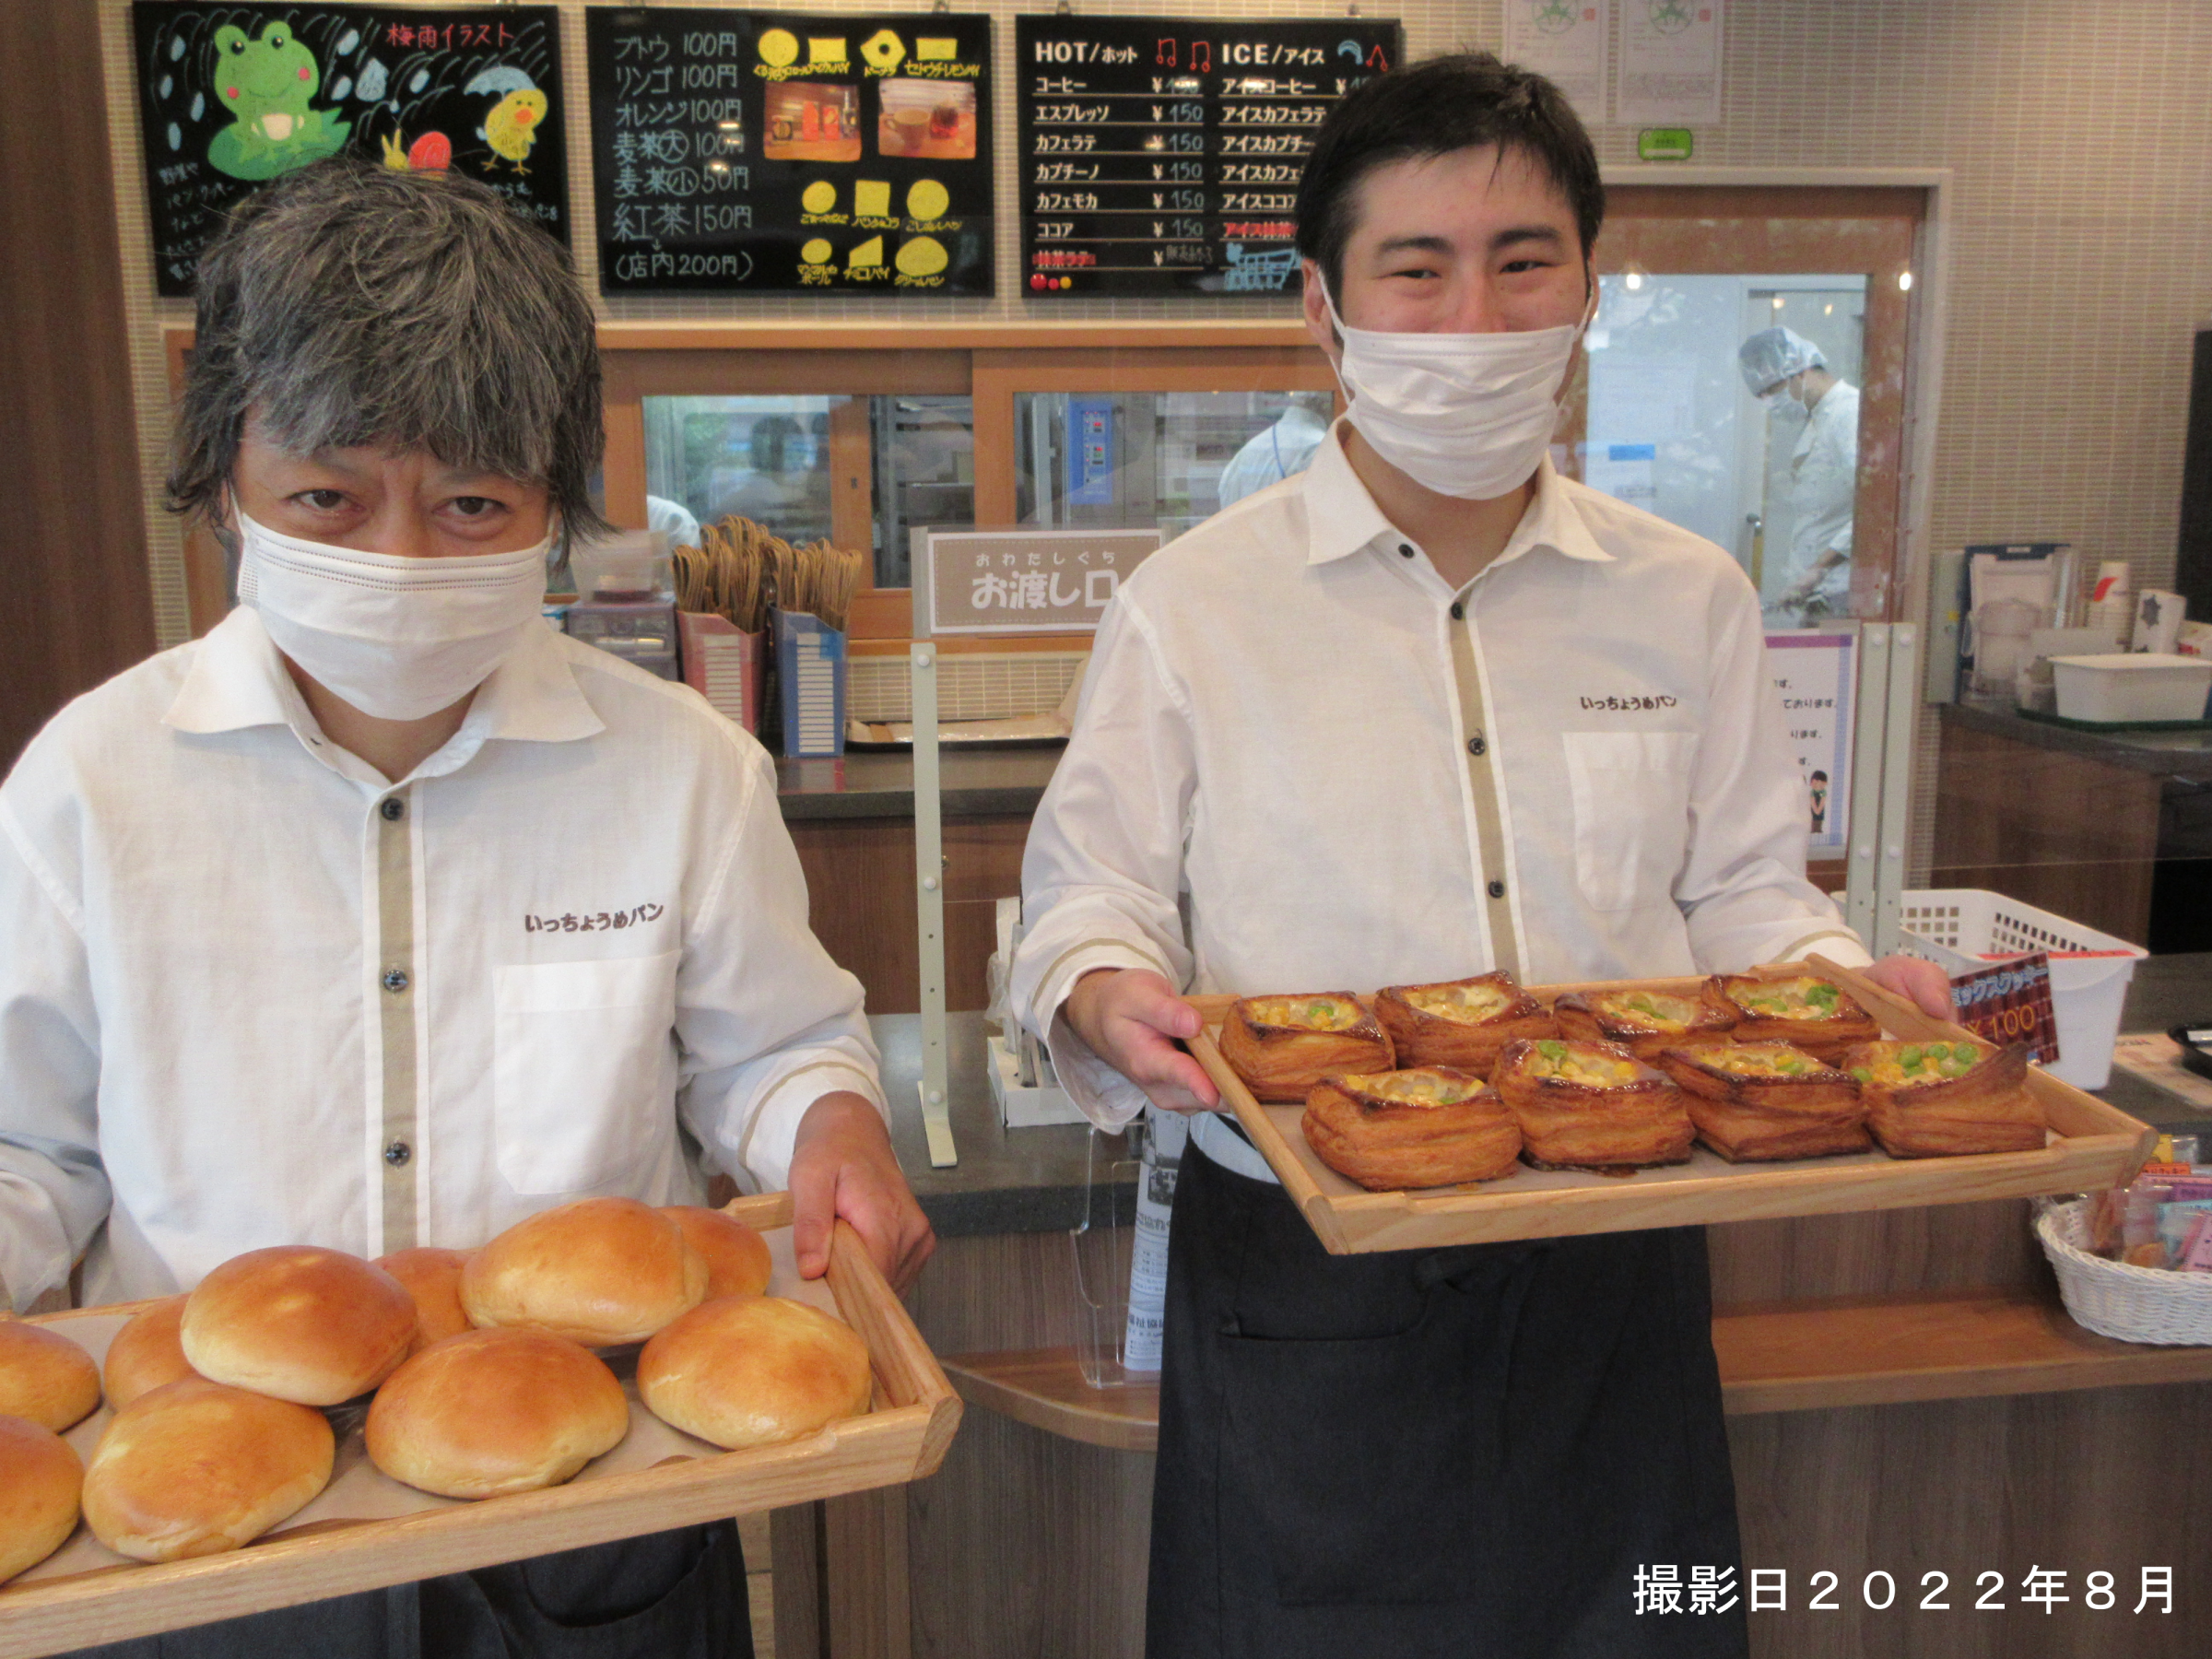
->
xmin=58 ymin=1523 xmax=749 ymax=1659
xmin=1146 ymin=1138 xmax=1748 ymax=1659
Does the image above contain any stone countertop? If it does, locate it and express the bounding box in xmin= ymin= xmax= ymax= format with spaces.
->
xmin=1943 ymin=701 xmax=2212 ymax=782
xmin=775 ymin=746 xmax=1063 ymax=820
xmin=873 ymin=955 xmax=2212 ymax=1239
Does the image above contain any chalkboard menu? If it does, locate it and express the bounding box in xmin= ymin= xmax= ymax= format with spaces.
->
xmin=131 ymin=4 xmax=569 ymax=296
xmin=1015 ymin=15 xmax=1399 ymax=298
xmin=584 ymin=9 xmax=994 ymax=295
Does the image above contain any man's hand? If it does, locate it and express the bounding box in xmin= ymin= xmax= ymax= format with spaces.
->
xmin=1063 ymin=967 xmax=1221 ymax=1114
xmin=1861 ymin=955 xmax=1957 ymax=1021
xmin=789 ymin=1091 xmax=935 ymax=1292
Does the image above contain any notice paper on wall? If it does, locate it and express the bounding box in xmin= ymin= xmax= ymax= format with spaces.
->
xmin=1767 ymin=629 xmax=1853 ymax=856
xmin=1615 ymin=0 xmax=1724 ymax=128
xmin=1501 ymin=1 xmax=1609 ymax=124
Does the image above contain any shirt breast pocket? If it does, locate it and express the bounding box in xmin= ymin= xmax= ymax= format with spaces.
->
xmin=493 ymin=951 xmax=680 ymax=1195
xmin=1561 ymin=731 xmax=1697 ymax=913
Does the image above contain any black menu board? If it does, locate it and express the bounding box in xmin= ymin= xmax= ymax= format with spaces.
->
xmin=584 ymin=9 xmax=994 ymax=294
xmin=131 ymin=4 xmax=569 ymax=296
xmin=1015 ymin=15 xmax=1399 ymax=298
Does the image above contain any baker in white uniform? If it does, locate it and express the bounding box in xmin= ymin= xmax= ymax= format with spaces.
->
xmin=1737 ymin=324 xmax=1861 ymax=622
xmin=0 ymin=160 xmax=929 ymax=1659
xmin=1012 ymin=54 xmax=1950 ymax=1659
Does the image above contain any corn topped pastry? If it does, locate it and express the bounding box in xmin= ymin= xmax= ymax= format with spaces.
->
xmin=1492 ymin=1038 xmax=1694 ymax=1170
xmin=1654 ymin=1041 xmax=1871 ymax=1162
xmin=1218 ymin=993 xmax=1394 ymax=1102
xmin=1302 ymin=1067 xmax=1522 ymax=1191
xmin=1702 ymin=973 xmax=1879 ymax=1060
xmin=1553 ymin=985 xmax=1737 ymax=1060
xmin=1840 ymin=1039 xmax=2044 ymax=1159
xmin=1374 ymin=971 xmax=1557 ymax=1077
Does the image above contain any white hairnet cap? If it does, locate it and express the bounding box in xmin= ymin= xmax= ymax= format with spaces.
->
xmin=1737 ymin=326 xmax=1827 ymax=394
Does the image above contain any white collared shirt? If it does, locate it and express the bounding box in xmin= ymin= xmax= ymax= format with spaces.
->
xmin=1011 ymin=425 xmax=1868 ymax=1132
xmin=0 ymin=609 xmax=883 ymax=1310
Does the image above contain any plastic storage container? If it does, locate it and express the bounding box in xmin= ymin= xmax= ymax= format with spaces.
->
xmin=566 ymin=531 xmax=679 ymax=681
xmin=1891 ymin=889 xmax=2147 ymax=1089
xmin=2049 ymin=653 xmax=2212 ymax=723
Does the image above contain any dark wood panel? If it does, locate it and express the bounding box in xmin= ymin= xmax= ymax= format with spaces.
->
xmin=791 ymin=815 xmax=1027 ymax=1014
xmin=1707 ymin=1200 xmax=2043 ymax=1304
xmin=0 ymin=0 xmax=156 ymax=770
xmin=1932 ymin=721 xmax=2159 ymax=944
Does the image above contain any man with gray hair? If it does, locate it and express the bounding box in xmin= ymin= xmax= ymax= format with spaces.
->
xmin=0 ymin=159 xmax=926 ymax=1655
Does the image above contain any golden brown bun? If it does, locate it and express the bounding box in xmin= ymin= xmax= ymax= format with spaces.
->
xmin=103 ymin=1296 xmax=197 ymax=1411
xmin=1218 ymin=994 xmax=1394 ymax=1103
xmin=1705 ymin=975 xmax=1879 ymax=1062
xmin=1654 ymin=1043 xmax=1871 ymax=1162
xmin=0 ymin=1320 xmax=100 ymax=1432
xmin=463 ymin=1198 xmax=708 ymax=1346
xmin=182 ymin=1246 xmax=417 ymax=1406
xmin=1845 ymin=1041 xmax=2046 ymax=1158
xmin=366 ymin=1328 xmax=629 ymax=1500
xmin=1372 ymin=973 xmax=1557 ymax=1077
xmin=1492 ymin=1039 xmax=1694 ymax=1169
xmin=639 ymin=1297 xmax=872 ymax=1451
xmin=81 ymin=1377 xmax=333 ymax=1562
xmin=1301 ymin=1070 xmax=1522 ymax=1190
xmin=1554 ymin=988 xmax=1737 ymax=1062
xmin=376 ymin=1248 xmax=475 ymax=1348
xmin=0 ymin=1414 xmax=82 ymax=1584
xmin=662 ymin=1207 xmax=773 ymax=1300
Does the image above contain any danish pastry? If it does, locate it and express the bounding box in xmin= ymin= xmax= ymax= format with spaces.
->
xmin=1843 ymin=1040 xmax=2045 ymax=1158
xmin=1373 ymin=973 xmax=1557 ymax=1077
xmin=1654 ymin=1042 xmax=1871 ymax=1162
xmin=1706 ymin=974 xmax=1878 ymax=1062
xmin=1301 ymin=1068 xmax=1522 ymax=1191
xmin=1218 ymin=994 xmax=1394 ymax=1103
xmin=1492 ymin=1038 xmax=1695 ymax=1170
xmin=1553 ymin=986 xmax=1736 ymax=1061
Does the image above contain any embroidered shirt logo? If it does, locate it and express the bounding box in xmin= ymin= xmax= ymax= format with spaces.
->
xmin=1580 ymin=694 xmax=1679 ymax=712
xmin=524 ymin=903 xmax=665 ymax=934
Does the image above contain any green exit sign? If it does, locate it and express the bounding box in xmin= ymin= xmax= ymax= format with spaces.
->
xmin=1637 ymin=128 xmax=1695 ymax=161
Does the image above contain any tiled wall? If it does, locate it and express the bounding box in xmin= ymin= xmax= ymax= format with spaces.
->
xmin=98 ymin=2 xmax=2212 ymax=880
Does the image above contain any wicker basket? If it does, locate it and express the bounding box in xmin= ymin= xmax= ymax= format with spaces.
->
xmin=2036 ymin=1198 xmax=2212 ymax=1346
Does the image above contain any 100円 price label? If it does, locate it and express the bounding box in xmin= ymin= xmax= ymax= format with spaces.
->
xmin=1015 ymin=15 xmax=1400 ymax=298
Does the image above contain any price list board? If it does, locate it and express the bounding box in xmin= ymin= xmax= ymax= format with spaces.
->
xmin=585 ymin=8 xmax=994 ymax=294
xmin=1015 ymin=15 xmax=1399 ymax=298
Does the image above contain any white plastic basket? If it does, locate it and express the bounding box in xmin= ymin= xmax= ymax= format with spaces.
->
xmin=1889 ymin=889 xmax=2147 ymax=1090
xmin=2035 ymin=1198 xmax=2212 ymax=1346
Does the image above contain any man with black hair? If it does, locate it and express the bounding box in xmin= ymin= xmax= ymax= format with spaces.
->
xmin=1012 ymin=53 xmax=1950 ymax=1658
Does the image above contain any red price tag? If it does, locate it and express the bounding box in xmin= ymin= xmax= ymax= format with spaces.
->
xmin=1947 ymin=952 xmax=2060 ymax=1065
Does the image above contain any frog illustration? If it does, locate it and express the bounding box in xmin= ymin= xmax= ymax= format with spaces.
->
xmin=206 ymin=21 xmax=349 ymax=181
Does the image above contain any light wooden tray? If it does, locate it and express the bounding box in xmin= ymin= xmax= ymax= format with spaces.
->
xmin=1187 ymin=956 xmax=2155 ymax=1256
xmin=0 ymin=1196 xmax=959 ymax=1659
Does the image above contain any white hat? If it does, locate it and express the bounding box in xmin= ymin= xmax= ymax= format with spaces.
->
xmin=1737 ymin=326 xmax=1827 ymax=394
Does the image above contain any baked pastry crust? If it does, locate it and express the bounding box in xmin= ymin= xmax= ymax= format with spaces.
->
xmin=1553 ymin=986 xmax=1737 ymax=1061
xmin=1705 ymin=974 xmax=1879 ymax=1061
xmin=1492 ymin=1038 xmax=1694 ymax=1169
xmin=1654 ymin=1042 xmax=1872 ymax=1162
xmin=1301 ymin=1068 xmax=1522 ymax=1191
xmin=1218 ymin=993 xmax=1394 ymax=1103
xmin=0 ymin=1414 xmax=82 ymax=1585
xmin=1843 ymin=1039 xmax=2045 ymax=1158
xmin=0 ymin=1318 xmax=101 ymax=1433
xmin=103 ymin=1295 xmax=197 ymax=1411
xmin=1373 ymin=973 xmax=1558 ymax=1077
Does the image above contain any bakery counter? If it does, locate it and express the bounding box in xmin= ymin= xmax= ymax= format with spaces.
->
xmin=1942 ymin=700 xmax=2212 ymax=782
xmin=773 ymin=746 xmax=1063 ymax=821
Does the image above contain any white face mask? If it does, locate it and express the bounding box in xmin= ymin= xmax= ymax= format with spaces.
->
xmin=1324 ymin=284 xmax=1589 ymax=500
xmin=235 ymin=510 xmax=551 ymax=722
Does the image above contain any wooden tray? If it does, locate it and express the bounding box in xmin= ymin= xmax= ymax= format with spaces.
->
xmin=0 ymin=1196 xmax=959 ymax=1659
xmin=1187 ymin=957 xmax=2155 ymax=1255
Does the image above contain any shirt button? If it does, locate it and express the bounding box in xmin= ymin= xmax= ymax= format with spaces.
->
xmin=381 ymin=798 xmax=405 ymax=822
xmin=382 ymin=968 xmax=410 ymax=994
xmin=1450 ymin=601 xmax=1465 ymax=621
xmin=1397 ymin=543 xmax=1416 ymax=559
xmin=1467 ymin=734 xmax=1488 ymax=757
xmin=1488 ymin=879 xmax=1507 ymax=900
xmin=383 ymin=1140 xmax=412 ymax=1167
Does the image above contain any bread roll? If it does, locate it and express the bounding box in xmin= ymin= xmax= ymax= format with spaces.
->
xmin=0 ymin=1319 xmax=100 ymax=1432
xmin=366 ymin=1329 xmax=629 ymax=1500
xmin=0 ymin=1414 xmax=82 ymax=1584
xmin=463 ymin=1198 xmax=708 ymax=1346
xmin=182 ymin=1246 xmax=416 ymax=1406
xmin=662 ymin=1206 xmax=772 ymax=1300
xmin=639 ymin=1297 xmax=872 ymax=1451
xmin=103 ymin=1296 xmax=197 ymax=1410
xmin=376 ymin=1248 xmax=474 ymax=1347
xmin=81 ymin=1377 xmax=334 ymax=1562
